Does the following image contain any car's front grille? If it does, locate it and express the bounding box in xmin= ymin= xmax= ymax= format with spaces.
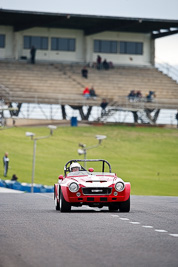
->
xmin=82 ymin=187 xmax=112 ymax=195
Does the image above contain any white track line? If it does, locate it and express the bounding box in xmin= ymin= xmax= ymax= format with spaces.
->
xmin=155 ymin=229 xmax=168 ymax=233
xmin=169 ymin=234 xmax=178 ymax=237
xmin=111 ymin=216 xmax=178 ymax=238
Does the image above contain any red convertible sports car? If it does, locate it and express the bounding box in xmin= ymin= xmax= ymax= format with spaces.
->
xmin=54 ymin=159 xmax=131 ymax=212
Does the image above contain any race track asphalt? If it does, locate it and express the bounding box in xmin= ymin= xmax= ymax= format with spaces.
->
xmin=0 ymin=191 xmax=178 ymax=267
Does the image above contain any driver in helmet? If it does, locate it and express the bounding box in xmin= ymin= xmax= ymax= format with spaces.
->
xmin=70 ymin=162 xmax=81 ymax=172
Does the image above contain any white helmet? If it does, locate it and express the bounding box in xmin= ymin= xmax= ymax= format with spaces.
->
xmin=70 ymin=162 xmax=81 ymax=172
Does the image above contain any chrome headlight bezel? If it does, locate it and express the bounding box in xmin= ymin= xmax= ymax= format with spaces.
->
xmin=115 ymin=182 xmax=125 ymax=192
xmin=69 ymin=182 xmax=79 ymax=193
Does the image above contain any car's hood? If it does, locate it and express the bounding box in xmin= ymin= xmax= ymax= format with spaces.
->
xmin=69 ymin=174 xmax=117 ymax=187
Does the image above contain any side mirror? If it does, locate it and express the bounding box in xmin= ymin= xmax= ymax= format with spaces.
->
xmin=58 ymin=175 xmax=64 ymax=183
xmin=88 ymin=168 xmax=94 ymax=172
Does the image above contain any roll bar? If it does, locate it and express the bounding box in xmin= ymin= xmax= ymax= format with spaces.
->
xmin=64 ymin=159 xmax=112 ymax=176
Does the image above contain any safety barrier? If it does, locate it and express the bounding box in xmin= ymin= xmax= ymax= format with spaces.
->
xmin=0 ymin=179 xmax=54 ymax=193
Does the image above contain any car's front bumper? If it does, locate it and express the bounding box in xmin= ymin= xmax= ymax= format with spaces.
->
xmin=61 ymin=184 xmax=130 ymax=204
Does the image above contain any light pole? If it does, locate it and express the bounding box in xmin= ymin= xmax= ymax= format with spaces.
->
xmin=77 ymin=135 xmax=107 ymax=168
xmin=26 ymin=125 xmax=57 ymax=193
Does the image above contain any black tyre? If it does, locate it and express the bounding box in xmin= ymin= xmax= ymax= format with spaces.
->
xmin=54 ymin=196 xmax=60 ymax=210
xmin=54 ymin=185 xmax=60 ymax=210
xmin=59 ymin=190 xmax=71 ymax=212
xmin=108 ymin=204 xmax=119 ymax=211
xmin=119 ymin=197 xmax=130 ymax=212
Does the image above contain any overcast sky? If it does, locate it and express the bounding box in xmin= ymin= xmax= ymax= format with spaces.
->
xmin=0 ymin=0 xmax=178 ymax=65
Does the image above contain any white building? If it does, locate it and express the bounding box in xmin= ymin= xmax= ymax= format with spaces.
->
xmin=0 ymin=9 xmax=178 ymax=66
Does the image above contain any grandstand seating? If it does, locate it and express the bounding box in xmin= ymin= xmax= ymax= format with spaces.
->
xmin=0 ymin=61 xmax=178 ymax=110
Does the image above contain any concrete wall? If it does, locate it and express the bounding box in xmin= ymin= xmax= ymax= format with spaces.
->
xmin=0 ymin=26 xmax=14 ymax=59
xmin=0 ymin=26 xmax=154 ymax=66
xmin=86 ymin=31 xmax=152 ymax=66
xmin=15 ymin=27 xmax=84 ymax=62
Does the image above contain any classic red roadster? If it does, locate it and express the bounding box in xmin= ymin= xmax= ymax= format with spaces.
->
xmin=54 ymin=159 xmax=131 ymax=212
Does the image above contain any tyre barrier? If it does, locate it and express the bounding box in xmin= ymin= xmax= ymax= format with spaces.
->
xmin=0 ymin=179 xmax=6 ymax=188
xmin=0 ymin=179 xmax=54 ymax=193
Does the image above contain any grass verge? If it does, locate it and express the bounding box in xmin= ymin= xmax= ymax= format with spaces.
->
xmin=0 ymin=125 xmax=178 ymax=196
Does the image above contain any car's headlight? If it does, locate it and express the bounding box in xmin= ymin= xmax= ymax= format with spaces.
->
xmin=69 ymin=182 xmax=79 ymax=193
xmin=115 ymin=182 xmax=125 ymax=192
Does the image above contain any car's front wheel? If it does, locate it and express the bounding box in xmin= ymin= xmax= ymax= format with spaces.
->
xmin=119 ymin=197 xmax=130 ymax=212
xmin=59 ymin=190 xmax=71 ymax=212
xmin=54 ymin=196 xmax=60 ymax=210
xmin=108 ymin=204 xmax=119 ymax=211
xmin=54 ymin=185 xmax=60 ymax=210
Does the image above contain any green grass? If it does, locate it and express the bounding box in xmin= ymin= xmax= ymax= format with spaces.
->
xmin=0 ymin=125 xmax=178 ymax=196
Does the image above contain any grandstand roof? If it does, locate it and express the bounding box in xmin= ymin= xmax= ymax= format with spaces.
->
xmin=0 ymin=9 xmax=178 ymax=39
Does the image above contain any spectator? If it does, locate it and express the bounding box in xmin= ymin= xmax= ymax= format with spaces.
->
xmin=136 ymin=91 xmax=142 ymax=101
xmin=128 ymin=90 xmax=136 ymax=102
xmin=30 ymin=46 xmax=36 ymax=64
xmin=103 ymin=59 xmax=109 ymax=70
xmin=109 ymin=61 xmax=114 ymax=69
xmin=83 ymin=87 xmax=90 ymax=99
xmin=81 ymin=66 xmax=88 ymax=79
xmin=146 ymin=91 xmax=156 ymax=102
xmin=100 ymin=99 xmax=108 ymax=116
xmin=97 ymin=55 xmax=102 ymax=70
xmin=90 ymin=86 xmax=97 ymax=99
xmin=3 ymin=152 xmax=9 ymax=177
xmin=175 ymin=111 xmax=178 ymax=128
xmin=11 ymin=174 xmax=18 ymax=181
